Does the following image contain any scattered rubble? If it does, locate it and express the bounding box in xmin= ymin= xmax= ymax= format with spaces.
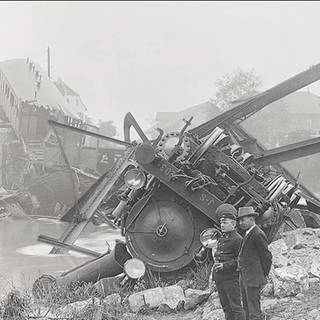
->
xmin=3 ymin=227 xmax=320 ymax=319
xmin=124 ymin=227 xmax=320 ymax=319
xmin=268 ymin=227 xmax=320 ymax=298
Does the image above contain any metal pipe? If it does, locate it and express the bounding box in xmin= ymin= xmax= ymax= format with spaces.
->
xmin=56 ymin=241 xmax=131 ymax=286
xmin=48 ymin=120 xmax=132 ymax=147
xmin=32 ymin=241 xmax=132 ymax=299
xmin=38 ymin=234 xmax=102 ymax=257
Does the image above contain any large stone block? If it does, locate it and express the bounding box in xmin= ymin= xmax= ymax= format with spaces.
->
xmin=272 ymin=265 xmax=309 ymax=298
xmin=145 ymin=285 xmax=185 ymax=309
xmin=128 ymin=285 xmax=185 ymax=312
xmin=184 ymin=288 xmax=211 ymax=310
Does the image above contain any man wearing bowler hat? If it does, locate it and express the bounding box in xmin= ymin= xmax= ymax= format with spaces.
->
xmin=211 ymin=204 xmax=245 ymax=320
xmin=237 ymin=207 xmax=272 ymax=320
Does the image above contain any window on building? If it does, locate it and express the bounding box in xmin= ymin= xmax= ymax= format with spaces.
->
xmin=66 ymin=98 xmax=69 ymax=103
xmin=76 ymin=99 xmax=79 ymax=106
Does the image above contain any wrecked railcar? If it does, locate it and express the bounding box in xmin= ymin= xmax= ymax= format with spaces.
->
xmin=33 ymin=63 xmax=320 ymax=297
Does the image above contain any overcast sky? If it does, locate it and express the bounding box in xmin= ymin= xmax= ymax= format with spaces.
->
xmin=1 ymin=1 xmax=320 ymax=136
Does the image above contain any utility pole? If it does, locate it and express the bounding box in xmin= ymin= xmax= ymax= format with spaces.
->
xmin=47 ymin=46 xmax=51 ymax=79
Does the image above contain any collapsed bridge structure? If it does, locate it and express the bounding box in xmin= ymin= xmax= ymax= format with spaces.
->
xmin=34 ymin=63 xmax=320 ymax=297
xmin=0 ymin=58 xmax=125 ymax=217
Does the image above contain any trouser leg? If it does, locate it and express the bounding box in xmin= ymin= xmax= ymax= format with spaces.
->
xmin=223 ymin=278 xmax=246 ymax=320
xmin=246 ymin=286 xmax=263 ymax=320
xmin=216 ymin=281 xmax=233 ymax=320
xmin=240 ymin=279 xmax=249 ymax=320
xmin=240 ymin=279 xmax=263 ymax=320
xmin=217 ymin=279 xmax=245 ymax=320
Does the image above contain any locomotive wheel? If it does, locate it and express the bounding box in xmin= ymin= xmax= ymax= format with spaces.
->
xmin=125 ymin=191 xmax=208 ymax=272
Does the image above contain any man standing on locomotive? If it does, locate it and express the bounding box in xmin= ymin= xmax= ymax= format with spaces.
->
xmin=210 ymin=204 xmax=245 ymax=320
xmin=237 ymin=206 xmax=272 ymax=320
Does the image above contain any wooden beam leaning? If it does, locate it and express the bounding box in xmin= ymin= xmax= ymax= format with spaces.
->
xmin=50 ymin=148 xmax=134 ymax=254
xmin=253 ymin=136 xmax=320 ymax=166
xmin=48 ymin=120 xmax=133 ymax=147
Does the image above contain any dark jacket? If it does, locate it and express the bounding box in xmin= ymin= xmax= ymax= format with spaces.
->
xmin=238 ymin=225 xmax=272 ymax=287
xmin=213 ymin=230 xmax=242 ymax=282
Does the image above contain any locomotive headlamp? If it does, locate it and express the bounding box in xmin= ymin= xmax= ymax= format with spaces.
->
xmin=200 ymin=228 xmax=222 ymax=249
xmin=124 ymin=168 xmax=146 ymax=190
xmin=123 ymin=258 xmax=146 ymax=279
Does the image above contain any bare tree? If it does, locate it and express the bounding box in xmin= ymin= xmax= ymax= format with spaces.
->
xmin=212 ymin=69 xmax=262 ymax=111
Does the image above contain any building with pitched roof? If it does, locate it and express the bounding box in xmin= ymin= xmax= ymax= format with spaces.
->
xmin=147 ymin=100 xmax=221 ymax=138
xmin=243 ymin=91 xmax=320 ymax=148
xmin=0 ymin=58 xmax=82 ymax=142
xmin=55 ymin=78 xmax=87 ymax=121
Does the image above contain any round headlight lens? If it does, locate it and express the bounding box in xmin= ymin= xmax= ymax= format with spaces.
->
xmin=200 ymin=228 xmax=221 ymax=248
xmin=124 ymin=258 xmax=146 ymax=279
xmin=124 ymin=168 xmax=146 ymax=190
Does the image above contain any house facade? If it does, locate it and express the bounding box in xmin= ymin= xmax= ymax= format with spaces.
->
xmin=54 ymin=78 xmax=87 ymax=121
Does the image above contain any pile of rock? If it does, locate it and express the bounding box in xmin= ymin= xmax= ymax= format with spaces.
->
xmin=126 ymin=227 xmax=320 ymax=317
xmin=39 ymin=227 xmax=320 ymax=320
xmin=267 ymin=227 xmax=320 ymax=298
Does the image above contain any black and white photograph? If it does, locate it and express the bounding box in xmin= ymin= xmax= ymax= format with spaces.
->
xmin=1 ymin=2 xmax=320 ymax=319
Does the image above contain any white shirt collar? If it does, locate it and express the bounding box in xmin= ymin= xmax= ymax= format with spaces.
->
xmin=245 ymin=224 xmax=256 ymax=236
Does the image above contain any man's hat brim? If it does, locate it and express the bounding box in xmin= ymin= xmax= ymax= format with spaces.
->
xmin=237 ymin=206 xmax=258 ymax=219
xmin=220 ymin=212 xmax=236 ymax=221
xmin=236 ymin=212 xmax=259 ymax=219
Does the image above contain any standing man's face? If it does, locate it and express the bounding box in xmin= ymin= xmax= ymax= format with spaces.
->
xmin=220 ymin=219 xmax=236 ymax=233
xmin=238 ymin=216 xmax=255 ymax=230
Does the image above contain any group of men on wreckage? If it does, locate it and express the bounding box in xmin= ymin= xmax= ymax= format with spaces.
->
xmin=209 ymin=204 xmax=273 ymax=320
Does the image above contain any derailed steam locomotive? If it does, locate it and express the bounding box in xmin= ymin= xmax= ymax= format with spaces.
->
xmin=33 ymin=63 xmax=320 ymax=297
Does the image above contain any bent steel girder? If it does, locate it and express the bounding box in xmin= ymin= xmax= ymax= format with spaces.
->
xmin=253 ymin=136 xmax=320 ymax=166
xmin=190 ymin=63 xmax=320 ymax=138
xmin=229 ymin=123 xmax=320 ymax=201
xmin=49 ymin=119 xmax=133 ymax=147
xmin=124 ymin=112 xmax=150 ymax=143
xmin=50 ymin=148 xmax=135 ymax=254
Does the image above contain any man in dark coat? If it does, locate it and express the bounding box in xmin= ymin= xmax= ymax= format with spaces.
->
xmin=211 ymin=204 xmax=246 ymax=320
xmin=237 ymin=207 xmax=273 ymax=320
